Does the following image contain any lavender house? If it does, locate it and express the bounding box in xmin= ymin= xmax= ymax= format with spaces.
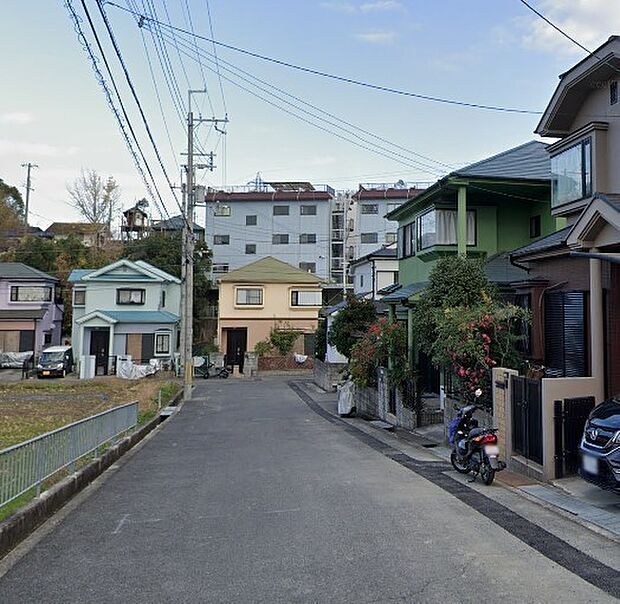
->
xmin=0 ymin=263 xmax=63 ymax=356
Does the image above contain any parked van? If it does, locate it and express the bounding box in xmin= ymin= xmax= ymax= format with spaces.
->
xmin=37 ymin=345 xmax=74 ymax=378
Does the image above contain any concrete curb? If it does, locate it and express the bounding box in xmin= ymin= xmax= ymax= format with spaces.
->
xmin=0 ymin=389 xmax=183 ymax=560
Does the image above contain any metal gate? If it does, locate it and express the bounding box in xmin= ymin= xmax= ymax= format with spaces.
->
xmin=553 ymin=396 xmax=595 ymax=478
xmin=511 ymin=376 xmax=543 ymax=465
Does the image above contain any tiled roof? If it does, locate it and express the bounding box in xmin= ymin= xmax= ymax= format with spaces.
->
xmin=349 ymin=245 xmax=397 ymax=266
xmin=153 ymin=215 xmax=204 ymax=232
xmin=0 ymin=262 xmax=57 ymax=281
xmin=45 ymin=222 xmax=106 ymax=235
xmin=218 ymin=256 xmax=323 ymax=284
xmin=382 ymin=282 xmax=427 ymax=303
xmin=455 ymin=141 xmax=550 ymax=181
xmin=510 ymin=226 xmax=571 ymax=258
xmin=484 ymin=253 xmax=528 ymax=284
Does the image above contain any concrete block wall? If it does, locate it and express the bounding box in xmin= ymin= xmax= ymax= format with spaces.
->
xmin=313 ymin=358 xmax=347 ymax=392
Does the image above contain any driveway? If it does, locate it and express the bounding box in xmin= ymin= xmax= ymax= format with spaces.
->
xmin=0 ymin=377 xmax=618 ymax=602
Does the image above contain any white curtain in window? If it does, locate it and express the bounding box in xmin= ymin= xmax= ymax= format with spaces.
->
xmin=467 ymin=211 xmax=476 ymax=245
xmin=437 ymin=210 xmax=457 ymax=244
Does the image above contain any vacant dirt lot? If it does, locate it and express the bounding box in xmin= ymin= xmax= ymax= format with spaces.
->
xmin=0 ymin=376 xmax=181 ymax=449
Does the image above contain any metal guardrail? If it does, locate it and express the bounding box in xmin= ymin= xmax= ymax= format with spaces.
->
xmin=0 ymin=401 xmax=138 ymax=509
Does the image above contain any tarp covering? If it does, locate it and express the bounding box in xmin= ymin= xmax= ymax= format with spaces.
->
xmin=117 ymin=358 xmax=161 ymax=380
xmin=0 ymin=351 xmax=33 ymax=368
xmin=337 ymin=380 xmax=355 ymax=416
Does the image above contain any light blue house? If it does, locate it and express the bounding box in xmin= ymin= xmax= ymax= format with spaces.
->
xmin=68 ymin=259 xmax=181 ymax=376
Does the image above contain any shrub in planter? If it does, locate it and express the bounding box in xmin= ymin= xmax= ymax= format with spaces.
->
xmin=269 ymin=322 xmax=301 ymax=356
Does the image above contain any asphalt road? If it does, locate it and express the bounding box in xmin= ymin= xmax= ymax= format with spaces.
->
xmin=0 ymin=378 xmax=618 ymax=603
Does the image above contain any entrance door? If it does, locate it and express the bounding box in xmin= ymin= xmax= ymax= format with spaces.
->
xmin=226 ymin=328 xmax=247 ymax=372
xmin=90 ymin=329 xmax=110 ymax=376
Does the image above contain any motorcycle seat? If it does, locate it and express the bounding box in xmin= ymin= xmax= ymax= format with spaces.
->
xmin=469 ymin=427 xmax=485 ymax=437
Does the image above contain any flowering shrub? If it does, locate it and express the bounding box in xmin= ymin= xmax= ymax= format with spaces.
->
xmin=349 ymin=318 xmax=407 ymax=387
xmin=433 ymin=302 xmax=529 ymax=409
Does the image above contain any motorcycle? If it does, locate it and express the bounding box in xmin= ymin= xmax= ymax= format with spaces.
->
xmin=194 ymin=356 xmax=229 ymax=379
xmin=449 ymin=390 xmax=505 ymax=485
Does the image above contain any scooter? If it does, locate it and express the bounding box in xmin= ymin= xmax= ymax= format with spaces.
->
xmin=194 ymin=357 xmax=229 ymax=379
xmin=448 ymin=390 xmax=505 ymax=485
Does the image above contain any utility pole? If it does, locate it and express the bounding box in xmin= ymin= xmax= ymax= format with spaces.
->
xmin=21 ymin=162 xmax=38 ymax=225
xmin=183 ymin=89 xmax=228 ymax=401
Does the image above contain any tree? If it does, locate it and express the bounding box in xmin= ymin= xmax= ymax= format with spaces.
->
xmin=327 ymin=295 xmax=377 ymax=359
xmin=414 ymin=256 xmax=492 ymax=353
xmin=0 ymin=178 xmax=25 ymax=241
xmin=269 ymin=322 xmax=301 ymax=356
xmin=124 ymin=231 xmax=212 ymax=332
xmin=67 ymin=169 xmax=120 ymax=230
xmin=0 ymin=178 xmax=25 ymax=220
xmin=414 ymin=256 xmax=529 ymax=410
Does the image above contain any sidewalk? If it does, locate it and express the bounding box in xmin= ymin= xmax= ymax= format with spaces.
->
xmin=303 ymin=380 xmax=620 ymax=542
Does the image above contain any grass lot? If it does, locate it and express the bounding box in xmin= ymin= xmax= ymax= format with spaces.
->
xmin=0 ymin=376 xmax=182 ymax=450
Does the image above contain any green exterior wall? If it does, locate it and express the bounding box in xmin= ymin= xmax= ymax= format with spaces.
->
xmin=396 ymin=182 xmax=554 ymax=287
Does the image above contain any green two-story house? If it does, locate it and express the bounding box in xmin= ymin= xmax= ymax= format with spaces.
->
xmin=384 ymin=141 xmax=560 ymax=394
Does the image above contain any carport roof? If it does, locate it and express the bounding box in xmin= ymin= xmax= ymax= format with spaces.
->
xmin=0 ymin=309 xmax=46 ymax=320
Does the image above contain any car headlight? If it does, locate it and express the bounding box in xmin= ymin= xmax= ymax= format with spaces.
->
xmin=56 ymin=363 xmax=64 ymax=369
xmin=37 ymin=364 xmax=43 ymax=369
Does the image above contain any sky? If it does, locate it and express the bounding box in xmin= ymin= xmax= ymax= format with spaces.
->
xmin=1 ymin=0 xmax=620 ymax=229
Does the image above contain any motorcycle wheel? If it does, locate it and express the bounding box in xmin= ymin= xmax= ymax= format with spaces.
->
xmin=450 ymin=451 xmax=470 ymax=474
xmin=480 ymin=460 xmax=495 ymax=485
xmin=220 ymin=370 xmax=229 ymax=379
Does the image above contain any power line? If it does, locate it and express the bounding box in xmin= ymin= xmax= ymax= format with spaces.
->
xmin=517 ymin=0 xmax=620 ymax=79
xmin=107 ymin=1 xmax=542 ymax=115
xmin=169 ymin=26 xmax=453 ymax=172
xmin=156 ymin=28 xmax=445 ymax=175
xmin=204 ymin=0 xmax=227 ymax=115
xmin=63 ymin=0 xmax=167 ymax=221
xmin=94 ymin=1 xmax=191 ymax=231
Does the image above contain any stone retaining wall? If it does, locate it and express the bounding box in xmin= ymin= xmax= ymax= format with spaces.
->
xmin=312 ymin=358 xmax=346 ymax=392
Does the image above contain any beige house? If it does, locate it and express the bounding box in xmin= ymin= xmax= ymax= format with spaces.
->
xmin=217 ymin=257 xmax=323 ymax=368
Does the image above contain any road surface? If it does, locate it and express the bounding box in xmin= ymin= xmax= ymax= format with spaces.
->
xmin=0 ymin=377 xmax=618 ymax=603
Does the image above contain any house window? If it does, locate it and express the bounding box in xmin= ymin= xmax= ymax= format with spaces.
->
xmin=300 ymin=205 xmax=316 ymax=215
xmin=361 ymin=232 xmax=378 ymax=244
xmin=551 ymin=138 xmax=592 ymax=207
xmin=385 ymin=232 xmax=397 ymax=244
xmin=611 ymin=81 xmax=618 ymax=105
xmin=155 ymin=332 xmax=171 ymax=355
xmin=10 ymin=286 xmax=52 ymax=302
xmin=417 ymin=209 xmax=476 ymax=249
xmin=246 ymin=215 xmax=257 ymax=226
xmin=273 ymin=234 xmax=289 ymax=244
xmin=273 ymin=205 xmax=289 ymax=216
xmin=299 ymin=262 xmax=316 ymax=273
xmin=161 ymin=290 xmax=166 ymax=308
xmin=291 ymin=290 xmax=322 ymax=306
xmin=530 ymin=215 xmax=541 ymax=238
xmin=360 ymin=275 xmax=364 ymax=288
xmin=213 ymin=234 xmax=230 ymax=245
xmin=44 ymin=332 xmax=52 ymax=345
xmin=212 ymin=264 xmax=229 ymax=273
xmin=361 ymin=204 xmax=378 ymax=214
xmin=299 ymin=233 xmax=317 ymax=244
xmin=214 ymin=204 xmax=231 ymax=216
xmin=117 ymin=289 xmax=145 ymax=305
xmin=544 ymin=291 xmax=586 ymax=377
xmin=245 ymin=244 xmax=256 ymax=254
xmin=397 ymin=222 xmax=416 ymax=258
xmin=236 ymin=288 xmax=263 ymax=305
xmin=387 ymin=202 xmax=400 ymax=214
xmin=73 ymin=289 xmax=86 ymax=306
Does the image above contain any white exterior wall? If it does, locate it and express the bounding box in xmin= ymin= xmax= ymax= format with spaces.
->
xmin=350 ymin=256 xmax=399 ymax=299
xmin=204 ymin=198 xmax=332 ymax=280
xmin=349 ymin=197 xmax=404 ymax=260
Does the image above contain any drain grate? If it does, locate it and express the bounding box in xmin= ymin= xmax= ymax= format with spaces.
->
xmin=422 ymin=443 xmax=439 ymax=448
